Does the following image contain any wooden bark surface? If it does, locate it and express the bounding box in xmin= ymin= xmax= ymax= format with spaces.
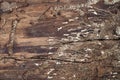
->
xmin=0 ymin=0 xmax=120 ymax=80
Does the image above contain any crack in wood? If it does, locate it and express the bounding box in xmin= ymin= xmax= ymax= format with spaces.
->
xmin=0 ymin=56 xmax=94 ymax=64
xmin=54 ymin=38 xmax=120 ymax=46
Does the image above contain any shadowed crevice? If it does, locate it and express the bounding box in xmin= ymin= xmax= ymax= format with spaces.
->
xmin=14 ymin=46 xmax=58 ymax=53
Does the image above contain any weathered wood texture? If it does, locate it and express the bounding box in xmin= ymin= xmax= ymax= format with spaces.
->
xmin=0 ymin=0 xmax=120 ymax=80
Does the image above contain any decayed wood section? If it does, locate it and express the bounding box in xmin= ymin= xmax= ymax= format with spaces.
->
xmin=0 ymin=0 xmax=120 ymax=80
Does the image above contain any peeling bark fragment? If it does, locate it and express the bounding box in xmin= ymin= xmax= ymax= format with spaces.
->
xmin=0 ymin=1 xmax=17 ymax=12
xmin=6 ymin=19 xmax=18 ymax=55
xmin=104 ymin=0 xmax=120 ymax=4
xmin=116 ymin=26 xmax=120 ymax=36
